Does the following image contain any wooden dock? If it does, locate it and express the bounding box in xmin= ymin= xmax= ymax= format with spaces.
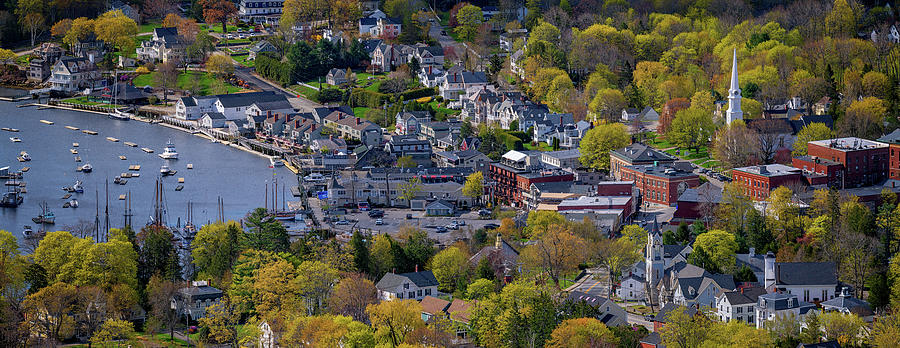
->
xmin=39 ymin=120 xmax=53 ymax=125
xmin=64 ymin=126 xmax=79 ymax=131
xmin=128 ymin=165 xmax=141 ymax=171
xmin=82 ymin=130 xmax=98 ymax=135
xmin=141 ymin=148 xmax=154 ymax=153
xmin=118 ymin=194 xmax=127 ymax=200
xmin=177 ymin=177 xmax=184 ymax=183
xmin=124 ymin=142 xmax=138 ymax=147
xmin=106 ymin=137 xmax=119 ymax=142
xmin=119 ymin=155 xmax=127 ymax=160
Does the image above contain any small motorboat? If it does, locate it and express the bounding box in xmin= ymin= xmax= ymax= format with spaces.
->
xmin=68 ymin=199 xmax=78 ymax=208
xmin=62 ymin=180 xmax=84 ymax=193
xmin=18 ymin=152 xmax=31 ymax=161
xmin=159 ymin=140 xmax=178 ymax=159
xmin=80 ymin=164 xmax=92 ymax=173
xmin=114 ymin=176 xmax=127 ymax=185
xmin=175 ymin=185 xmax=184 ymax=191
xmin=160 ymin=165 xmax=177 ymax=176
xmin=22 ymin=225 xmax=33 ymax=237
xmin=10 ymin=137 xmax=21 ymax=142
xmin=70 ymin=149 xmax=78 ymax=154
xmin=72 ymin=142 xmax=79 ymax=147
xmin=269 ymin=157 xmax=284 ymax=167
xmin=108 ymin=109 xmax=131 ymax=121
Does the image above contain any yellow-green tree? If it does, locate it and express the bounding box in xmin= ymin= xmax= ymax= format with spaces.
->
xmin=63 ymin=17 xmax=95 ymax=48
xmin=546 ymin=318 xmax=617 ymax=347
xmin=253 ymin=259 xmax=301 ymax=319
xmin=90 ymin=319 xmax=136 ymax=346
xmin=838 ymin=97 xmax=886 ymax=139
xmin=693 ymin=230 xmax=738 ymax=273
xmin=23 ymin=282 xmax=79 ymax=343
xmin=825 ymin=0 xmax=857 ymax=38
xmin=706 ymin=320 xmax=773 ymax=347
xmin=206 ymin=53 xmax=235 ymax=76
xmin=94 ymin=10 xmax=138 ymax=52
xmin=669 ymin=107 xmax=715 ymax=150
xmin=578 ymin=123 xmax=630 ymax=171
xmin=820 ymin=311 xmax=866 ymax=347
xmin=366 ymin=299 xmax=425 ymax=346
xmin=429 ymin=246 xmax=470 ymax=293
xmin=793 ymin=123 xmax=835 ymax=156
xmin=198 ymin=300 xmax=240 ymax=345
xmin=521 ymin=223 xmax=589 ymax=287
xmin=454 ymin=4 xmax=482 ymax=42
xmin=871 ymin=312 xmax=900 ymax=347
xmin=658 ymin=306 xmax=711 ymax=348
xmin=589 ymin=88 xmax=626 ymax=122
xmin=192 ymin=221 xmax=244 ymax=283
xmin=50 ymin=18 xmax=72 ymax=38
xmin=294 ymin=260 xmax=339 ymax=315
xmin=398 ymin=177 xmax=423 ymax=207
xmin=462 ymin=171 xmax=484 ymax=206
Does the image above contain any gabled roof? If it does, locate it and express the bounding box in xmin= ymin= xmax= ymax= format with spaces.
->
xmin=420 ymin=296 xmax=450 ymax=314
xmin=447 ymin=299 xmax=473 ymax=323
xmin=820 ymin=294 xmax=873 ymax=317
xmin=359 ymin=17 xmax=378 ymax=26
xmin=202 ymin=112 xmax=226 ymax=120
xmin=774 ymin=262 xmax=837 ymax=286
xmin=610 ymin=143 xmax=677 ymax=164
xmin=654 ymin=302 xmax=697 ymax=323
xmin=567 ymin=291 xmax=612 ymax=308
xmin=376 ymin=270 xmax=439 ymax=290
xmin=217 ymin=91 xmax=286 ymax=108
xmin=425 ymin=199 xmax=454 ymax=210
xmin=877 ymin=128 xmax=900 ymax=144
xmin=721 ymin=287 xmax=767 ymax=305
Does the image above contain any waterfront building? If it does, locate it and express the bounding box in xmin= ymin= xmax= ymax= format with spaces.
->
xmin=48 ymin=56 xmax=101 ymax=93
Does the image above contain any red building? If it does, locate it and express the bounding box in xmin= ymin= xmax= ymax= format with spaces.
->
xmin=731 ymin=164 xmax=803 ymax=200
xmin=489 ymin=151 xmax=574 ymax=207
xmin=557 ymin=195 xmax=634 ymax=219
xmin=609 ymin=143 xmax=678 ymax=180
xmin=791 ymin=156 xmax=843 ymax=186
xmin=672 ymin=182 xmax=722 ymax=224
xmin=806 ymin=137 xmax=889 ymax=188
xmin=596 ymin=181 xmax=634 ymax=196
xmin=619 ymin=164 xmax=699 ymax=207
xmin=878 ymin=129 xmax=900 ymax=183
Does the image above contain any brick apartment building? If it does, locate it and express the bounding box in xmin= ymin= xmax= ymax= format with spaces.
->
xmin=596 ymin=181 xmax=634 ymax=196
xmin=878 ymin=129 xmax=900 ymax=183
xmin=490 ymin=151 xmax=574 ymax=207
xmin=805 ymin=137 xmax=889 ymax=188
xmin=619 ymin=164 xmax=699 ymax=206
xmin=792 ymin=156 xmax=844 ymax=186
xmin=731 ymin=164 xmax=803 ymax=200
xmin=610 ymin=143 xmax=678 ymax=180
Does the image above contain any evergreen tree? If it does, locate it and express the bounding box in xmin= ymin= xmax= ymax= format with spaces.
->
xmin=350 ymin=231 xmax=371 ymax=274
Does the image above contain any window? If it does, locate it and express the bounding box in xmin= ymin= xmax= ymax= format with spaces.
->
xmin=425 ymin=288 xmax=431 ymax=296
xmin=408 ymin=291 xmax=415 ymax=298
xmin=403 ymin=283 xmax=409 ymax=289
xmin=417 ymin=289 xmax=422 ymax=296
xmin=397 ymin=292 xmax=403 ymax=299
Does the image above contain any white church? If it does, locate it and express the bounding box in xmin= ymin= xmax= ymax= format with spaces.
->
xmin=726 ymin=48 xmax=743 ymax=125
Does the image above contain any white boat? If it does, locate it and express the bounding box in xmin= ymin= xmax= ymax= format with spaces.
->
xmin=269 ymin=157 xmax=284 ymax=167
xmin=160 ymin=165 xmax=177 ymax=176
xmin=109 ymin=109 xmax=131 ymax=121
xmin=9 ymin=137 xmax=21 ymax=142
xmin=19 ymin=152 xmax=30 ymax=161
xmin=62 ymin=180 xmax=84 ymax=193
xmin=159 ymin=140 xmax=178 ymax=159
xmin=68 ymin=199 xmax=78 ymax=208
xmin=80 ymin=164 xmax=92 ymax=173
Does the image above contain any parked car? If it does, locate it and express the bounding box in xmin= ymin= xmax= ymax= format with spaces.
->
xmin=478 ymin=209 xmax=491 ymax=217
xmin=375 ymin=218 xmax=384 ymax=225
xmin=456 ymin=220 xmax=465 ymax=226
xmin=335 ymin=220 xmax=350 ymax=225
xmin=406 ymin=213 xmax=413 ymax=219
xmin=368 ymin=209 xmax=384 ymax=218
xmin=447 ymin=223 xmax=459 ymax=230
xmin=436 ymin=226 xmax=448 ymax=233
xmin=483 ymin=223 xmax=500 ymax=230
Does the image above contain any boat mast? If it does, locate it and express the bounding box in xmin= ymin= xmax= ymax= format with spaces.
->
xmin=94 ymin=190 xmax=100 ymax=241
xmin=104 ymin=179 xmax=109 ymax=242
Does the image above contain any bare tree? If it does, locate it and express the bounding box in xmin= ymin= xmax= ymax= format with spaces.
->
xmin=63 ymin=220 xmax=97 ymax=239
xmin=155 ymin=61 xmax=178 ymax=105
xmin=712 ymin=121 xmax=759 ymax=168
xmin=750 ymin=119 xmax=787 ymax=164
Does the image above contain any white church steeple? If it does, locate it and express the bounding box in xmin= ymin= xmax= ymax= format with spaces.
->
xmin=726 ymin=48 xmax=743 ymax=124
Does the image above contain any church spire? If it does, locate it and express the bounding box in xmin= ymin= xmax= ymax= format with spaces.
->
xmin=726 ymin=48 xmax=743 ymax=124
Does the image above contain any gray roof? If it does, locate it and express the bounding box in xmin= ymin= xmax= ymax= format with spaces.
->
xmin=376 ymin=270 xmax=439 ymax=289
xmin=797 ymin=342 xmax=842 ymax=348
xmin=610 ymin=143 xmax=677 ymax=164
xmin=820 ymin=293 xmax=873 ymax=316
xmin=359 ymin=17 xmax=377 ymax=26
xmin=878 ymin=128 xmax=900 ymax=144
xmin=177 ymin=284 xmax=223 ymax=301
xmin=775 ymin=262 xmax=838 ymax=286
xmin=721 ymin=287 xmax=767 ymax=305
xmin=677 ymin=182 xmax=723 ymax=204
xmin=217 ymin=91 xmax=286 ymax=108
xmin=203 ymin=112 xmax=226 ymax=120
xmin=654 ymin=302 xmax=697 ymax=323
xmin=251 ymin=99 xmax=294 ymax=112
xmin=567 ymin=291 xmax=612 ymax=308
xmin=426 ymin=199 xmax=454 ymax=210
xmin=180 ymin=96 xmax=197 ymax=107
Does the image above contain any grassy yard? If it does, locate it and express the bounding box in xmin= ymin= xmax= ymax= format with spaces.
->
xmin=138 ymin=20 xmax=162 ymax=34
xmin=523 ymin=142 xmax=554 ymax=151
xmin=60 ymin=97 xmax=121 ymax=109
xmin=132 ymin=71 xmax=244 ymax=95
xmin=200 ymin=23 xmax=240 ymax=34
xmin=221 ymin=38 xmax=252 ymax=45
xmin=233 ymin=54 xmax=255 ymax=67
xmin=290 ymin=83 xmax=320 ymax=100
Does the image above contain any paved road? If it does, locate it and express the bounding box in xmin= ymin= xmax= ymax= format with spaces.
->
xmin=627 ymin=311 xmax=654 ymax=330
xmin=570 ymin=271 xmax=611 ymax=298
xmin=233 ymin=67 xmax=323 ymax=112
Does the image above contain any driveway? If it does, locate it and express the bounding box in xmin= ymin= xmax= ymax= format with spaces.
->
xmin=232 ymin=67 xmax=322 ymax=112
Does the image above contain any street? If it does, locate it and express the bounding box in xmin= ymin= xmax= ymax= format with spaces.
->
xmin=232 ymin=67 xmax=322 ymax=112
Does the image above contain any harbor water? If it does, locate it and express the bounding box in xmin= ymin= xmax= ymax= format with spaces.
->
xmin=0 ymin=101 xmax=295 ymax=236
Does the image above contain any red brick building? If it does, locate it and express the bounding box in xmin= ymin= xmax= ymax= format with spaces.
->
xmin=489 ymin=151 xmax=574 ymax=207
xmin=878 ymin=129 xmax=900 ymax=183
xmin=619 ymin=164 xmax=699 ymax=207
xmin=806 ymin=137 xmax=889 ymax=188
xmin=596 ymin=181 xmax=634 ymax=196
xmin=791 ymin=156 xmax=843 ymax=186
xmin=731 ymin=164 xmax=803 ymax=200
xmin=609 ymin=143 xmax=678 ymax=180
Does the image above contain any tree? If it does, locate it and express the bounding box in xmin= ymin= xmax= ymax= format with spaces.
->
xmin=525 ymin=211 xmax=569 ymax=237
xmin=454 ymin=4 xmax=482 ymax=42
xmin=521 ymin=224 xmax=589 ymax=287
xmin=146 ymin=274 xmax=179 ymax=340
xmin=199 ymin=0 xmax=237 ymax=33
xmin=90 ymin=319 xmax=135 ymax=346
xmin=659 ymin=98 xmax=690 ymax=134
xmin=706 ymin=320 xmax=773 ymax=347
xmin=155 ymin=60 xmax=179 ymax=105
xmin=16 ymin=0 xmax=46 ymax=47
xmin=693 ymin=230 xmax=738 ymax=273
xmin=51 ymin=18 xmax=72 ymax=38
xmin=294 ymin=260 xmax=339 ymax=315
xmin=162 ymin=13 xmax=182 ymax=28
xmin=658 ymin=306 xmax=710 ymax=348
xmin=253 ymin=259 xmax=301 ymax=319
xmin=328 ymin=273 xmax=377 ymax=323
xmin=589 ymin=88 xmax=626 ymax=122
xmin=366 ymin=300 xmax=425 ymax=346
xmin=244 ymin=208 xmax=290 ymax=252
xmin=669 ymin=107 xmax=715 ymax=150
xmin=430 ymin=247 xmax=470 ymax=293
xmin=546 ymin=318 xmax=617 ymax=348
xmin=397 ymin=155 xmax=416 ymax=169
xmin=597 ymin=237 xmax=642 ymax=296
xmin=191 ymin=221 xmax=244 ymax=282
xmin=349 ymin=231 xmax=371 ymax=274
xmin=825 ymin=0 xmax=856 ymax=38
xmin=94 ymin=10 xmax=138 ymax=52
xmin=838 ymin=97 xmax=886 ymax=139
xmin=63 ymin=17 xmax=96 ymax=49
xmin=466 ymin=278 xmax=494 ymax=299
xmin=579 ymin=123 xmax=630 ymax=172
xmin=462 ymin=172 xmax=484 ymax=206
xmin=871 ymin=312 xmax=900 ymax=348
xmin=397 ymin=177 xmax=423 ymax=207
xmin=198 ymin=300 xmax=240 ymax=345
xmin=206 ymin=53 xmax=234 ymax=77
xmin=820 ymin=311 xmax=866 ymax=347
xmin=136 ymin=224 xmax=178 ymax=287
xmin=793 ymin=123 xmax=835 ymax=156
xmin=23 ymin=282 xmax=79 ymax=344
xmin=713 ymin=120 xmax=759 ymax=169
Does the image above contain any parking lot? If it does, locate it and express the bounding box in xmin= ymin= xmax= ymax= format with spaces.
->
xmin=325 ymin=208 xmax=501 ymax=242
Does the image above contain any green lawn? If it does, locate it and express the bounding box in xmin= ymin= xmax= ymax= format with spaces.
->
xmin=222 ymin=39 xmax=252 ymax=45
xmin=353 ymin=106 xmax=373 ymax=117
xmin=138 ymin=20 xmax=161 ymax=34
xmin=200 ymin=23 xmax=240 ymax=34
xmin=60 ymin=97 xmax=121 ymax=109
xmin=132 ymin=71 xmax=244 ymax=95
xmin=290 ymin=84 xmax=319 ymax=100
xmin=523 ymin=142 xmax=554 ymax=151
xmin=233 ymin=55 xmax=255 ymax=67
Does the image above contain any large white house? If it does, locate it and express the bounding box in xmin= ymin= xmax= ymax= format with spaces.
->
xmin=136 ymin=27 xmax=185 ymax=64
xmin=754 ymin=292 xmax=817 ymax=329
xmin=239 ymin=0 xmax=284 ymax=23
xmin=763 ymin=252 xmax=839 ymax=303
xmin=48 ymin=56 xmax=100 ymax=93
xmin=716 ymin=287 xmax=767 ymax=324
xmin=174 ymin=91 xmax=292 ymax=121
xmin=376 ymin=270 xmax=439 ymax=301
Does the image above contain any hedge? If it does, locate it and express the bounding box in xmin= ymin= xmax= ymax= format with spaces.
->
xmin=255 ymin=53 xmax=293 ymax=86
xmin=316 ymin=88 xmax=345 ymax=103
xmin=399 ymin=87 xmax=436 ymax=100
xmin=349 ymin=88 xmax=390 ymax=108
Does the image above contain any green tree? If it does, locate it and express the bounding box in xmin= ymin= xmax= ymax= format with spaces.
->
xmin=454 ymin=4 xmax=482 ymax=42
xmin=293 ymin=260 xmax=339 ymax=315
xmin=546 ymin=318 xmax=617 ymax=347
xmin=397 ymin=177 xmax=423 ymax=207
xmin=136 ymin=225 xmax=179 ymax=287
xmin=578 ymin=123 xmax=630 ymax=171
xmin=693 ymin=230 xmax=738 ymax=273
xmin=244 ymin=208 xmax=290 ymax=252
xmin=350 ymin=231 xmax=371 ymax=274
xmin=825 ymin=0 xmax=857 ymax=38
xmin=462 ymin=171 xmax=484 ymax=206
xmin=838 ymin=97 xmax=886 ymax=139
xmin=430 ymin=247 xmax=470 ymax=293
xmin=366 ymin=299 xmax=425 ymax=346
xmin=793 ymin=123 xmax=835 ymax=156
xmin=669 ymin=107 xmax=715 ymax=150
xmin=658 ymin=305 xmax=710 ymax=348
xmin=396 ymin=155 xmax=416 ymax=169
xmin=466 ymin=278 xmax=494 ymax=299
xmin=90 ymin=319 xmax=136 ymax=346
xmin=192 ymin=221 xmax=244 ymax=283
xmin=589 ymin=88 xmax=626 ymax=122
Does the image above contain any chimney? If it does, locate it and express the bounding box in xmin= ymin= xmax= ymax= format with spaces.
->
xmin=311 ymin=124 xmax=316 ymax=131
xmin=495 ymin=232 xmax=502 ymax=249
xmin=356 ymin=117 xmax=361 ymax=125
xmin=415 ymin=264 xmax=418 ymax=272
xmin=749 ymin=247 xmax=755 ymax=257
xmin=88 ymin=53 xmax=94 ymax=63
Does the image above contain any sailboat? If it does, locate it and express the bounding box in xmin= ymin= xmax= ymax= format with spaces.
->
xmin=32 ymin=202 xmax=55 ymax=224
xmin=0 ymin=190 xmax=23 ymax=207
xmin=108 ymin=71 xmax=131 ymax=121
xmin=272 ymin=179 xmax=295 ymax=221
